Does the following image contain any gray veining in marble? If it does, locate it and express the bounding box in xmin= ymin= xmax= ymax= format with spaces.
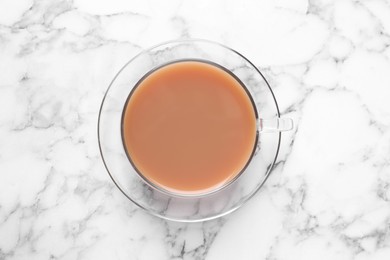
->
xmin=1 ymin=0 xmax=390 ymax=259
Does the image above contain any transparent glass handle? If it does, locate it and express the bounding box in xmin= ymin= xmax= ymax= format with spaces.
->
xmin=258 ymin=118 xmax=293 ymax=132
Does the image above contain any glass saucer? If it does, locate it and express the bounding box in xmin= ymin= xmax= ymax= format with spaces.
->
xmin=98 ymin=39 xmax=281 ymax=222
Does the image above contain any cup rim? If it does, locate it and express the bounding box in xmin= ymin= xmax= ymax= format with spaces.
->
xmin=120 ymin=58 xmax=260 ymax=198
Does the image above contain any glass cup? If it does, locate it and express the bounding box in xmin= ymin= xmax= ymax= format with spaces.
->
xmin=98 ymin=39 xmax=293 ymax=222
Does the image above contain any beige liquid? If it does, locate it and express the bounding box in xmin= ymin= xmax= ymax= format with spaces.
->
xmin=122 ymin=60 xmax=257 ymax=194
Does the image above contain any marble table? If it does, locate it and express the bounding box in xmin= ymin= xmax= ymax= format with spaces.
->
xmin=1 ymin=0 xmax=390 ymax=259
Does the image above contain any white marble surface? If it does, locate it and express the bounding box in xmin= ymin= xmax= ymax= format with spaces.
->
xmin=1 ymin=0 xmax=390 ymax=259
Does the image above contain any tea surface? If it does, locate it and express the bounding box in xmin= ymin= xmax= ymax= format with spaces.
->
xmin=122 ymin=60 xmax=257 ymax=194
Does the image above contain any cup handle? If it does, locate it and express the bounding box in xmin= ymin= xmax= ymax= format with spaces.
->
xmin=259 ymin=118 xmax=293 ymax=132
